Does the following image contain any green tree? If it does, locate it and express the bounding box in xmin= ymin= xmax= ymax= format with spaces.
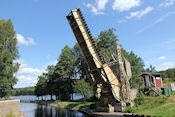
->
xmin=46 ymin=65 xmax=55 ymax=100
xmin=35 ymin=73 xmax=48 ymax=99
xmin=127 ymin=51 xmax=145 ymax=88
xmin=145 ymin=65 xmax=156 ymax=72
xmin=73 ymin=78 xmax=93 ymax=101
xmin=72 ymin=43 xmax=88 ymax=79
xmin=54 ymin=45 xmax=74 ymax=100
xmin=97 ymin=28 xmax=119 ymax=51
xmin=0 ymin=19 xmax=19 ymax=98
xmin=160 ymin=68 xmax=175 ymax=81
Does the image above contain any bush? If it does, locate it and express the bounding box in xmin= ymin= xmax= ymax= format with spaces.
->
xmin=134 ymin=92 xmax=145 ymax=106
xmin=123 ymin=106 xmax=136 ymax=113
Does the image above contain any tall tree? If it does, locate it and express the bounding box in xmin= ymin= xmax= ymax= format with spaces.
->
xmin=72 ymin=43 xmax=88 ymax=79
xmin=54 ymin=45 xmax=74 ymax=100
xmin=0 ymin=19 xmax=19 ymax=98
xmin=127 ymin=51 xmax=145 ymax=88
xmin=35 ymin=73 xmax=48 ymax=99
xmin=73 ymin=78 xmax=93 ymax=101
xmin=97 ymin=28 xmax=119 ymax=51
xmin=46 ymin=65 xmax=55 ymax=100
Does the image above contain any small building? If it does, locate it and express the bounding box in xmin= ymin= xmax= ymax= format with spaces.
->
xmin=140 ymin=72 xmax=163 ymax=88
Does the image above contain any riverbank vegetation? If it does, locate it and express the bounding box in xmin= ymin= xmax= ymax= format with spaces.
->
xmin=55 ymin=100 xmax=95 ymax=110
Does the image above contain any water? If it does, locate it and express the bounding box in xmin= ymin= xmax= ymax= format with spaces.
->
xmin=20 ymin=103 xmax=86 ymax=117
xmin=10 ymin=94 xmax=83 ymax=101
xmin=10 ymin=95 xmax=87 ymax=117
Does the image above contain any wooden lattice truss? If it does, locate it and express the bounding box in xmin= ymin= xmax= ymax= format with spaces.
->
xmin=67 ymin=8 xmax=132 ymax=112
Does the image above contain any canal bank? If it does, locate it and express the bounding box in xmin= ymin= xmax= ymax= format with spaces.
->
xmin=0 ymin=99 xmax=20 ymax=117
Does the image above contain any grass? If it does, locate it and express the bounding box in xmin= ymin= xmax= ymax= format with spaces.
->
xmin=55 ymin=100 xmax=95 ymax=109
xmin=6 ymin=111 xmax=15 ymax=117
xmin=134 ymin=95 xmax=175 ymax=117
xmin=171 ymin=91 xmax=175 ymax=96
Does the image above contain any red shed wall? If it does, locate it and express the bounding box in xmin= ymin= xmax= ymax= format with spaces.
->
xmin=155 ymin=77 xmax=162 ymax=88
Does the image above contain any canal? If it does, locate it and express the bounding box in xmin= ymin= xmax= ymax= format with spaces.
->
xmin=10 ymin=95 xmax=88 ymax=117
xmin=20 ymin=102 xmax=86 ymax=117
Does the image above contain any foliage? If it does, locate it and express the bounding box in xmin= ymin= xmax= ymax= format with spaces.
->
xmin=97 ymin=28 xmax=118 ymax=51
xmin=11 ymin=87 xmax=35 ymax=96
xmin=45 ymin=65 xmax=55 ymax=100
xmin=35 ymin=45 xmax=75 ymax=101
xmin=72 ymin=43 xmax=89 ymax=79
xmin=134 ymin=92 xmax=145 ymax=106
xmin=34 ymin=73 xmax=48 ymax=97
xmin=123 ymin=106 xmax=136 ymax=113
xmin=53 ymin=45 xmax=74 ymax=100
xmin=160 ymin=68 xmax=175 ymax=81
xmin=140 ymin=87 xmax=151 ymax=96
xmin=0 ymin=19 xmax=19 ymax=98
xmin=73 ymin=79 xmax=93 ymax=100
xmin=122 ymin=49 xmax=145 ymax=88
xmin=145 ymin=65 xmax=156 ymax=72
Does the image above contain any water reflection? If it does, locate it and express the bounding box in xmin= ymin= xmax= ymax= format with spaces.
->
xmin=20 ymin=103 xmax=86 ymax=117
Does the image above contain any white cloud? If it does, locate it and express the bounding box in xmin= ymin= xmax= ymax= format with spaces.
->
xmin=112 ymin=0 xmax=141 ymax=12
xmin=14 ymin=60 xmax=45 ymax=88
xmin=126 ymin=6 xmax=154 ymax=19
xmin=154 ymin=11 xmax=175 ymax=23
xmin=96 ymin=0 xmax=108 ymax=10
xmin=160 ymin=0 xmax=175 ymax=7
xmin=117 ymin=19 xmax=127 ymax=24
xmin=156 ymin=62 xmax=175 ymax=71
xmin=16 ymin=34 xmax=35 ymax=46
xmin=86 ymin=0 xmax=108 ymax=15
xmin=158 ymin=56 xmax=167 ymax=60
xmin=138 ymin=11 xmax=175 ymax=32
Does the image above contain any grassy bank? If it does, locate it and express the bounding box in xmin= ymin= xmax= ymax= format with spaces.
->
xmin=55 ymin=100 xmax=95 ymax=110
xmin=134 ymin=95 xmax=175 ymax=117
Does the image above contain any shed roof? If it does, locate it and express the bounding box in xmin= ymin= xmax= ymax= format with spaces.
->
xmin=140 ymin=72 xmax=161 ymax=76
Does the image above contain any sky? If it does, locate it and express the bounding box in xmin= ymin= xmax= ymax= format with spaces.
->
xmin=1 ymin=0 xmax=175 ymax=88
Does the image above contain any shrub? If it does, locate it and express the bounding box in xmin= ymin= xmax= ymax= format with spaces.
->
xmin=134 ymin=92 xmax=145 ymax=106
xmin=123 ymin=106 xmax=136 ymax=113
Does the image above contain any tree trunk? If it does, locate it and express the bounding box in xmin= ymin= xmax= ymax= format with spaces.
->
xmin=50 ymin=94 xmax=52 ymax=101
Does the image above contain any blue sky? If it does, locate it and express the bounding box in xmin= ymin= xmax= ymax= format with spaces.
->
xmin=1 ymin=0 xmax=175 ymax=88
